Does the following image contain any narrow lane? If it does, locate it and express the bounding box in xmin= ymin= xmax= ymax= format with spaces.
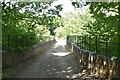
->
xmin=15 ymin=40 xmax=82 ymax=78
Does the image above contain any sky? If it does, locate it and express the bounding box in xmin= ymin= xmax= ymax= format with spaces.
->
xmin=51 ymin=0 xmax=90 ymax=17
xmin=51 ymin=0 xmax=75 ymax=17
xmin=2 ymin=0 xmax=88 ymax=17
xmin=3 ymin=0 xmax=75 ymax=17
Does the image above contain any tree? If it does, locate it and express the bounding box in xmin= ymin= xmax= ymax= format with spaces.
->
xmin=1 ymin=1 xmax=63 ymax=51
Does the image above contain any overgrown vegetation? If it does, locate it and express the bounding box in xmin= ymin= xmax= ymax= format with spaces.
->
xmin=1 ymin=1 xmax=120 ymax=57
xmin=2 ymin=1 xmax=62 ymax=52
xmin=67 ymin=2 xmax=120 ymax=57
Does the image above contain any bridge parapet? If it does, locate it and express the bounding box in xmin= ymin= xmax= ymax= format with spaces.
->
xmin=66 ymin=39 xmax=120 ymax=79
xmin=2 ymin=39 xmax=56 ymax=77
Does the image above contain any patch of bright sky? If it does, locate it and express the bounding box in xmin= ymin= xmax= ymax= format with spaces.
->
xmin=2 ymin=0 xmax=89 ymax=17
xmin=51 ymin=0 xmax=91 ymax=17
xmin=51 ymin=0 xmax=75 ymax=17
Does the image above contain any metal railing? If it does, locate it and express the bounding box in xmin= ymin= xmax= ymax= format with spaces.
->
xmin=67 ymin=35 xmax=120 ymax=57
xmin=2 ymin=34 xmax=53 ymax=52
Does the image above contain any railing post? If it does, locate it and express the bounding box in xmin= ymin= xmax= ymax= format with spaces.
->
xmin=22 ymin=35 xmax=24 ymax=48
xmin=80 ymin=36 xmax=82 ymax=48
xmin=75 ymin=35 xmax=76 ymax=44
xmin=118 ymin=35 xmax=120 ymax=57
xmin=82 ymin=36 xmax=83 ymax=49
xmin=86 ymin=35 xmax=87 ymax=50
xmin=74 ymin=36 xmax=75 ymax=43
xmin=89 ymin=35 xmax=91 ymax=51
xmin=8 ymin=35 xmax=9 ymax=50
xmin=95 ymin=35 xmax=98 ymax=53
xmin=87 ymin=35 xmax=88 ymax=50
xmin=76 ymin=35 xmax=77 ymax=45
xmin=105 ymin=35 xmax=108 ymax=55
xmin=84 ymin=35 xmax=86 ymax=50
xmin=79 ymin=36 xmax=81 ymax=48
xmin=77 ymin=36 xmax=78 ymax=46
xmin=27 ymin=35 xmax=28 ymax=47
xmin=67 ymin=36 xmax=69 ymax=40
xmin=84 ymin=35 xmax=87 ymax=50
xmin=16 ymin=35 xmax=17 ymax=51
xmin=71 ymin=36 xmax=72 ymax=42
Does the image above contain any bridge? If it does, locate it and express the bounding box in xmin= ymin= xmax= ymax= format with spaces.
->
xmin=2 ymin=36 xmax=120 ymax=80
xmin=2 ymin=1 xmax=120 ymax=80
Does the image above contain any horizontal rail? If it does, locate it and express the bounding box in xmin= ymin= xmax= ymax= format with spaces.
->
xmin=2 ymin=34 xmax=54 ymax=52
xmin=67 ymin=35 xmax=120 ymax=58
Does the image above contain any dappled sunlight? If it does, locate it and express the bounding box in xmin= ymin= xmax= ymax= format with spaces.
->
xmin=67 ymin=70 xmax=73 ymax=73
xmin=67 ymin=67 xmax=72 ymax=69
xmin=49 ymin=39 xmax=69 ymax=57
xmin=55 ymin=39 xmax=66 ymax=46
xmin=66 ymin=71 xmax=86 ymax=79
xmin=44 ymin=64 xmax=83 ymax=78
xmin=51 ymin=52 xmax=69 ymax=57
xmin=62 ymin=71 xmax=66 ymax=73
xmin=65 ymin=70 xmax=102 ymax=79
xmin=52 ymin=68 xmax=56 ymax=71
xmin=3 ymin=0 xmax=120 ymax=79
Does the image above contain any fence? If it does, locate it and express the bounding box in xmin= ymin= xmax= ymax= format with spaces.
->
xmin=2 ymin=34 xmax=53 ymax=52
xmin=66 ymin=40 xmax=120 ymax=79
xmin=67 ymin=35 xmax=120 ymax=58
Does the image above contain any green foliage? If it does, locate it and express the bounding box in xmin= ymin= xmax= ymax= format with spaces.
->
xmin=88 ymin=2 xmax=120 ymax=35
xmin=54 ymin=27 xmax=66 ymax=39
xmin=2 ymin=1 xmax=62 ymax=52
xmin=2 ymin=0 xmax=120 ymax=58
xmin=87 ymin=2 xmax=120 ymax=57
xmin=68 ymin=2 xmax=120 ymax=57
xmin=54 ymin=8 xmax=93 ymax=39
